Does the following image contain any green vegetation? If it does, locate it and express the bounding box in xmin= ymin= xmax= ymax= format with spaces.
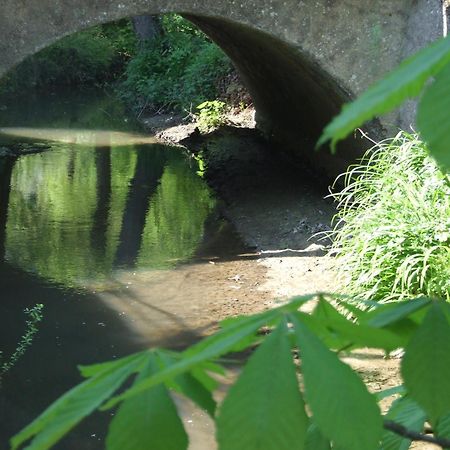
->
xmin=0 ymin=303 xmax=43 ymax=385
xmin=118 ymin=15 xmax=232 ymax=113
xmin=10 ymin=295 xmax=450 ymax=450
xmin=196 ymin=100 xmax=228 ymax=132
xmin=328 ymin=132 xmax=450 ymax=302
xmin=0 ymin=14 xmax=232 ymax=119
xmin=0 ymin=22 xmax=135 ymax=97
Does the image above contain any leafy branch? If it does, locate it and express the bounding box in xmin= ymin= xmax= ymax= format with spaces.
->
xmin=9 ymin=295 xmax=450 ymax=450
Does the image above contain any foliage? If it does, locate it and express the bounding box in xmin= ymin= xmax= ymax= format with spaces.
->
xmin=99 ymin=19 xmax=137 ymax=60
xmin=318 ymin=35 xmax=450 ymax=173
xmin=196 ymin=100 xmax=228 ymax=132
xmin=0 ymin=22 xmax=134 ymax=97
xmin=0 ymin=14 xmax=234 ymax=114
xmin=118 ymin=15 xmax=233 ymax=113
xmin=0 ymin=303 xmax=44 ymax=384
xmin=10 ymin=295 xmax=450 ymax=450
xmin=160 ymin=14 xmax=204 ymax=37
xmin=326 ymin=131 xmax=450 ymax=302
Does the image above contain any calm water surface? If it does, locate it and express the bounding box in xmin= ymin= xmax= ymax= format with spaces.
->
xmin=0 ymin=90 xmax=246 ymax=448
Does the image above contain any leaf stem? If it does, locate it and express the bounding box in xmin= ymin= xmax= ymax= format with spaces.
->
xmin=384 ymin=420 xmax=450 ymax=448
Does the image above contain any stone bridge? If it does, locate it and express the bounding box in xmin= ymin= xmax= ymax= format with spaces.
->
xmin=0 ymin=0 xmax=444 ymax=176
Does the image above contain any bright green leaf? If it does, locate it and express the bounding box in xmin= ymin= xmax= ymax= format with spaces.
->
xmin=294 ymin=311 xmax=345 ymax=349
xmin=78 ymin=351 xmax=147 ymax=378
xmin=318 ymin=36 xmax=450 ymax=149
xmin=102 ymin=309 xmax=279 ymax=409
xmin=106 ymin=355 xmax=188 ymax=450
xmin=381 ymin=397 xmax=426 ymax=450
xmin=315 ymin=299 xmax=403 ymax=351
xmin=292 ymin=316 xmax=382 ymax=450
xmin=401 ymin=302 xmax=450 ymax=424
xmin=437 ymin=412 xmax=450 ymax=440
xmin=156 ymin=350 xmax=216 ymax=417
xmin=333 ymin=299 xmax=366 ymax=321
xmin=217 ymin=321 xmax=308 ymax=450
xmin=190 ymin=361 xmax=224 ymax=392
xmin=375 ymin=385 xmax=405 ymax=401
xmin=304 ymin=422 xmax=331 ymax=450
xmin=417 ymin=61 xmax=450 ymax=172
xmin=11 ymin=351 xmax=149 ymax=450
xmin=364 ymin=298 xmax=431 ymax=328
xmin=275 ymin=294 xmax=317 ymax=313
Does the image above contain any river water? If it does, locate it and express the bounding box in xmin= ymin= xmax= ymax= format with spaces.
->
xmin=0 ymin=90 xmax=254 ymax=449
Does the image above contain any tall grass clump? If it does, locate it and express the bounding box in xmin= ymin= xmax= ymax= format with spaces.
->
xmin=328 ymin=131 xmax=450 ymax=302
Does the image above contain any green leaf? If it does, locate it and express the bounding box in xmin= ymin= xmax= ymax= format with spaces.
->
xmin=294 ymin=311 xmax=345 ymax=349
xmin=401 ymin=302 xmax=450 ymax=424
xmin=106 ymin=355 xmax=188 ymax=450
xmin=156 ymin=350 xmax=216 ymax=417
xmin=304 ymin=423 xmax=331 ymax=450
xmin=314 ymin=299 xmax=403 ymax=351
xmin=333 ymin=299 xmax=366 ymax=320
xmin=364 ymin=298 xmax=431 ymax=328
xmin=437 ymin=412 xmax=450 ymax=440
xmin=190 ymin=361 xmax=224 ymax=392
xmin=375 ymin=385 xmax=405 ymax=401
xmin=318 ymin=36 xmax=450 ymax=149
xmin=417 ymin=61 xmax=450 ymax=172
xmin=102 ymin=309 xmax=279 ymax=409
xmin=217 ymin=321 xmax=308 ymax=450
xmin=78 ymin=351 xmax=147 ymax=378
xmin=11 ymin=351 xmax=149 ymax=450
xmin=381 ymin=397 xmax=426 ymax=450
xmin=183 ymin=308 xmax=278 ymax=360
xmin=273 ymin=294 xmax=318 ymax=315
xmin=292 ymin=316 xmax=382 ymax=450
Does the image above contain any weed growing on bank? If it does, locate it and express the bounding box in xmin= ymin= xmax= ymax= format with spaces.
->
xmin=328 ymin=131 xmax=450 ymax=302
xmin=0 ymin=303 xmax=44 ymax=385
xmin=196 ymin=100 xmax=227 ymax=132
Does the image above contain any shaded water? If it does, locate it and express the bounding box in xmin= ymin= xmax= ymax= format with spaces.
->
xmin=0 ymin=90 xmax=249 ymax=448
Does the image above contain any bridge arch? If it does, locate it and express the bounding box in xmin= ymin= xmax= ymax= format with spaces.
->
xmin=0 ymin=0 xmax=443 ymax=177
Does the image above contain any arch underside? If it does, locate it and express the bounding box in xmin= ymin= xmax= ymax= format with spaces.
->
xmin=0 ymin=2 xmax=393 ymax=178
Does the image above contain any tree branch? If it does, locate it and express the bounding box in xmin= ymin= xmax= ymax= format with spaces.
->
xmin=384 ymin=420 xmax=450 ymax=449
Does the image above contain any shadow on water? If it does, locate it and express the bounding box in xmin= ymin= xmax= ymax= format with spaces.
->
xmin=0 ymin=261 xmax=185 ymax=449
xmin=0 ymin=89 xmax=251 ymax=448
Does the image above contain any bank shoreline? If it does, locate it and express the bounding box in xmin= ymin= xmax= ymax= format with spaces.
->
xmin=141 ymin=108 xmax=338 ymax=310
